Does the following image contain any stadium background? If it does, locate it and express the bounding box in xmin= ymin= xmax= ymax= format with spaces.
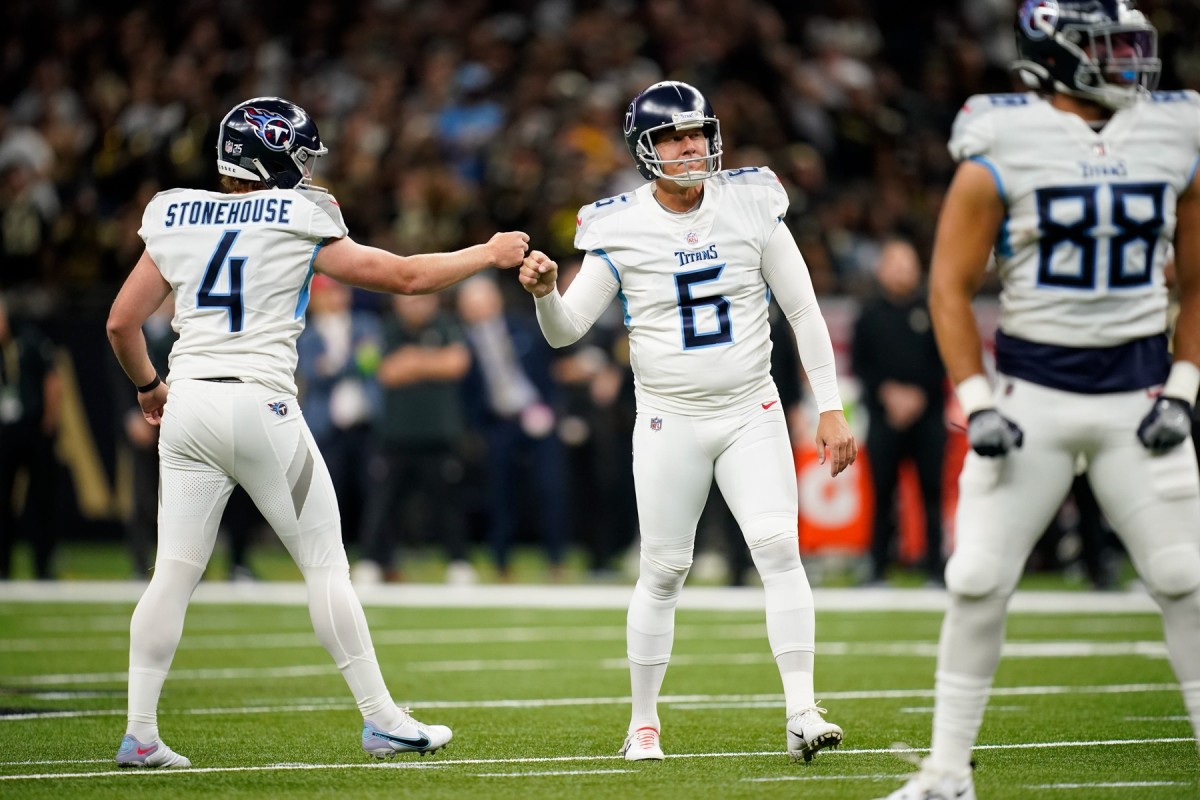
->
xmin=2 ymin=0 xmax=1197 ymax=556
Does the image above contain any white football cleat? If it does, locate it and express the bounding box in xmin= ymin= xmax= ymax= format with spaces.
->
xmin=362 ymin=708 xmax=452 ymax=757
xmin=786 ymin=704 xmax=843 ymax=762
xmin=620 ymin=726 xmax=665 ymax=761
xmin=115 ymin=734 xmax=191 ymax=768
xmin=874 ymin=763 xmax=976 ymax=800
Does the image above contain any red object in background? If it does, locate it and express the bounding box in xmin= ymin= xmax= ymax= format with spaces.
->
xmin=795 ymin=426 xmax=969 ymax=563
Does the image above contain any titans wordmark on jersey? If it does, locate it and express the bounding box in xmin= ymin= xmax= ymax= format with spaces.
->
xmin=574 ymin=167 xmax=787 ymax=414
xmin=139 ymin=188 xmax=348 ymax=396
xmin=950 ymin=91 xmax=1200 ymax=350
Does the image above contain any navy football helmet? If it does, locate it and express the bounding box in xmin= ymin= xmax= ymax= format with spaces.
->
xmin=623 ymin=81 xmax=722 ymax=185
xmin=1013 ymin=0 xmax=1160 ymax=110
xmin=216 ymin=97 xmax=328 ymax=190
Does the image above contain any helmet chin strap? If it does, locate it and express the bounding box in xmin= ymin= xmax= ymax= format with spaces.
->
xmin=247 ymin=157 xmax=277 ymax=189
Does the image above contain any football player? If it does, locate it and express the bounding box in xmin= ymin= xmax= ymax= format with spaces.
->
xmin=875 ymin=2 xmax=1200 ymax=798
xmin=107 ymin=96 xmax=529 ymax=767
xmin=519 ymin=80 xmax=856 ymax=762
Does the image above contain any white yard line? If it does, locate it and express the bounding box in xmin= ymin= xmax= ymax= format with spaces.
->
xmin=0 ymin=580 xmax=1160 ymax=613
xmin=0 ymin=683 xmax=1183 ymax=722
xmin=1 ymin=738 xmax=1194 ymax=782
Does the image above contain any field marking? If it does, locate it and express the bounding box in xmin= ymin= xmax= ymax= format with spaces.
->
xmin=1027 ymin=781 xmax=1192 ymax=789
xmin=473 ymin=769 xmax=635 ymax=777
xmin=0 ymin=580 xmax=1161 ymax=613
xmin=1 ymin=738 xmax=1194 ymax=782
xmin=0 ymin=683 xmax=1184 ymax=722
xmin=744 ymin=773 xmax=907 ymax=782
xmin=0 ymin=640 xmax=1171 ymax=685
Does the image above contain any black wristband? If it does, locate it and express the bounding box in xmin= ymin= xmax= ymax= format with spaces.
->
xmin=136 ymin=375 xmax=162 ymax=393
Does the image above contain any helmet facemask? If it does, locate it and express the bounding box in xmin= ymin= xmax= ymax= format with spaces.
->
xmin=1014 ymin=1 xmax=1161 ymax=111
xmin=635 ymin=116 xmax=723 ymax=187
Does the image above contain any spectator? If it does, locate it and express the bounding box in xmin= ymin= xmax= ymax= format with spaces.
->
xmin=457 ymin=275 xmax=568 ymax=580
xmin=356 ymin=292 xmax=475 ymax=585
xmin=851 ymin=237 xmax=946 ymax=585
xmin=0 ymin=292 xmax=62 ymax=579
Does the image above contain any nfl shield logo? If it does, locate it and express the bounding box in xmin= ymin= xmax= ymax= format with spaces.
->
xmin=686 ymin=231 xmax=699 ymax=245
xmin=650 ymin=417 xmax=662 ymax=431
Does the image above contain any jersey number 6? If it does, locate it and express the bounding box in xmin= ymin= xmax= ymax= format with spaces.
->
xmin=675 ymin=265 xmax=733 ymax=349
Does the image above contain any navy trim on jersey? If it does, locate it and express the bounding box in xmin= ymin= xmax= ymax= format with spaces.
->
xmin=295 ymin=245 xmax=322 ymax=319
xmin=593 ymin=248 xmax=631 ymax=326
xmin=995 ymin=330 xmax=1169 ymax=393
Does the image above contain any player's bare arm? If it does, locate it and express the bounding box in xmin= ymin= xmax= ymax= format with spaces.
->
xmin=314 ymin=231 xmax=529 ymax=295
xmin=928 ymin=160 xmax=1004 ymax=387
xmin=1171 ymin=171 xmax=1200 ymax=372
xmin=519 ymin=250 xmax=558 ymax=298
xmin=106 ymin=249 xmax=173 ymax=424
xmin=1137 ymin=169 xmax=1200 ymax=451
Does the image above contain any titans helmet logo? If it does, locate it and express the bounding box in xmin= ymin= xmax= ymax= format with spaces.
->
xmin=1019 ymin=0 xmax=1060 ymax=40
xmin=243 ymin=106 xmax=295 ymax=151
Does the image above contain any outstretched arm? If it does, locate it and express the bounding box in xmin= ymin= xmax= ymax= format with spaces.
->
xmin=106 ymin=249 xmax=173 ymax=424
xmin=314 ymin=231 xmax=530 ymax=295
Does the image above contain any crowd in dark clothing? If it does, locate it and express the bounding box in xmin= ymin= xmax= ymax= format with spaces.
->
xmin=4 ymin=0 xmax=1198 ymax=581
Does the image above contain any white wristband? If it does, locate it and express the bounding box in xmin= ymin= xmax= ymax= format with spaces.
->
xmin=955 ymin=374 xmax=994 ymax=417
xmin=1163 ymin=360 xmax=1200 ymax=403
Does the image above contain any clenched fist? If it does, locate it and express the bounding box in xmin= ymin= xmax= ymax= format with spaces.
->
xmin=488 ymin=231 xmax=531 ymax=269
xmin=520 ymin=250 xmax=559 ymax=298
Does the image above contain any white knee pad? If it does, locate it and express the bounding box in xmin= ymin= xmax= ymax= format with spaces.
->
xmin=637 ymin=553 xmax=690 ymax=600
xmin=944 ymin=548 xmax=1020 ymax=599
xmin=1144 ymin=545 xmax=1200 ymax=598
xmin=747 ymin=532 xmax=804 ymax=578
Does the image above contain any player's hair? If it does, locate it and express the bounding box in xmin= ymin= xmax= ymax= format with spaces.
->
xmin=219 ymin=175 xmax=259 ymax=194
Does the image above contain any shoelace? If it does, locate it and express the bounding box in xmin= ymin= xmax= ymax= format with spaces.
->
xmin=634 ymin=728 xmax=659 ymax=748
xmin=788 ymin=703 xmax=829 ymax=724
xmin=396 ymin=706 xmax=429 ymax=733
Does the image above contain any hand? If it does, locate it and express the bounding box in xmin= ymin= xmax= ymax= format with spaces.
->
xmin=1137 ymin=396 xmax=1193 ymax=453
xmin=966 ymin=408 xmax=1023 ymax=457
xmin=137 ymin=382 xmax=169 ymax=426
xmin=488 ymin=231 xmax=530 ymax=269
xmin=815 ymin=409 xmax=856 ymax=477
xmin=879 ymin=380 xmax=927 ymax=430
xmin=519 ymin=251 xmax=558 ymax=298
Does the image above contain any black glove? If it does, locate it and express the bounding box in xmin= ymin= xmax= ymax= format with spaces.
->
xmin=1136 ymin=396 xmax=1194 ymax=453
xmin=966 ymin=408 xmax=1024 ymax=457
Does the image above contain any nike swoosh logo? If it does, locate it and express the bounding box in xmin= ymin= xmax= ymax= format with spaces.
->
xmin=762 ymin=400 xmax=778 ymax=410
xmin=136 ymin=746 xmax=156 ymax=756
xmin=370 ymin=730 xmax=431 ymax=749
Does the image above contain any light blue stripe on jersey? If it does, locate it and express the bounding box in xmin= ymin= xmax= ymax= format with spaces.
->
xmin=968 ymin=155 xmax=1007 ymax=205
xmin=594 ymin=248 xmax=631 ymax=327
xmin=295 ymin=244 xmax=323 ymax=319
xmin=1189 ymin=155 xmax=1200 ymax=186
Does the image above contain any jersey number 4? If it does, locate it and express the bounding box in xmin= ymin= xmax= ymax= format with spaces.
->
xmin=1035 ymin=182 xmax=1166 ymax=290
xmin=675 ymin=265 xmax=733 ymax=349
xmin=198 ymin=230 xmax=246 ymax=332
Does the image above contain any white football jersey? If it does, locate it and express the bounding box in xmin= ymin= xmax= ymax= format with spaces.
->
xmin=139 ymin=187 xmax=348 ymax=396
xmin=574 ymin=167 xmax=787 ymax=414
xmin=949 ymin=90 xmax=1200 ymax=348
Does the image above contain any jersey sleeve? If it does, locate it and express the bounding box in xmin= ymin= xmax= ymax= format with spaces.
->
xmin=574 ymin=192 xmax=638 ymax=253
xmin=947 ymin=94 xmax=1011 ymax=162
xmin=305 ymin=191 xmax=349 ymax=240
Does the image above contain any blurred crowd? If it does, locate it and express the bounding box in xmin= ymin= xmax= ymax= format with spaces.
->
xmin=3 ymin=0 xmax=1197 ymax=583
